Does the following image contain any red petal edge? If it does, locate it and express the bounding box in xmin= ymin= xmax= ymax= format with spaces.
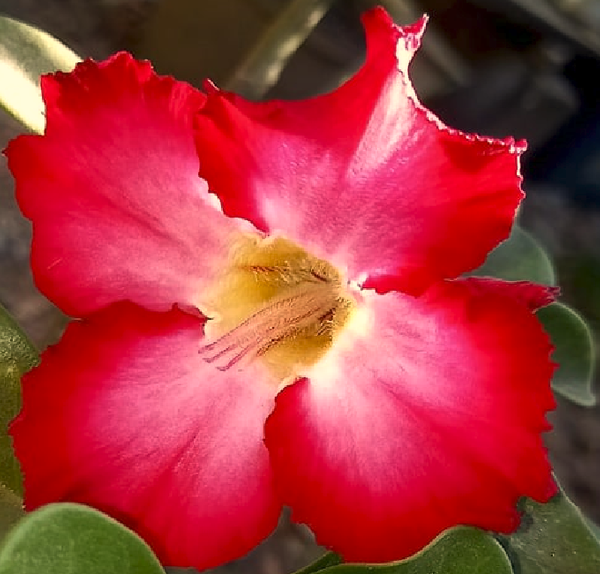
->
xmin=195 ymin=7 xmax=526 ymax=295
xmin=5 ymin=52 xmax=247 ymax=317
xmin=10 ymin=302 xmax=281 ymax=569
xmin=265 ymin=278 xmax=556 ymax=562
xmin=461 ymin=277 xmax=560 ymax=310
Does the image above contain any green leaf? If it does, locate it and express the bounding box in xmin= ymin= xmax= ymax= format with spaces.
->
xmin=0 ymin=305 xmax=38 ymax=496
xmin=0 ymin=485 xmax=23 ymax=542
xmin=315 ymin=527 xmax=513 ymax=574
xmin=585 ymin=518 xmax=600 ymax=541
xmin=0 ymin=503 xmax=165 ymax=574
xmin=0 ymin=306 xmax=38 ymax=375
xmin=295 ymin=552 xmax=342 ymax=574
xmin=0 ymin=366 xmax=23 ymax=498
xmin=500 ymin=489 xmax=600 ymax=574
xmin=472 ymin=225 xmax=556 ymax=285
xmin=537 ymin=302 xmax=596 ymax=406
xmin=0 ymin=15 xmax=80 ymax=133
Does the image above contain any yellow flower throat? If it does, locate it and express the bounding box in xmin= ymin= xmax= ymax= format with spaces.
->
xmin=201 ymin=234 xmax=355 ymax=381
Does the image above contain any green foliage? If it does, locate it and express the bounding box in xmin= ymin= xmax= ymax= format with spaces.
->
xmin=296 ymin=552 xmax=343 ymax=574
xmin=473 ymin=224 xmax=597 ymax=406
xmin=0 ymin=15 xmax=80 ymax=133
xmin=585 ymin=518 xmax=600 ymax=541
xmin=0 ymin=503 xmax=165 ymax=574
xmin=499 ymin=489 xmax=600 ymax=574
xmin=0 ymin=485 xmax=23 ymax=542
xmin=301 ymin=495 xmax=600 ymax=574
xmin=0 ymin=306 xmax=38 ymax=496
xmin=0 ymin=366 xmax=23 ymax=498
xmin=559 ymin=254 xmax=600 ymax=323
xmin=472 ymin=225 xmax=556 ymax=285
xmin=537 ymin=303 xmax=596 ymax=406
xmin=0 ymin=306 xmax=37 ymax=375
xmin=309 ymin=528 xmax=512 ymax=574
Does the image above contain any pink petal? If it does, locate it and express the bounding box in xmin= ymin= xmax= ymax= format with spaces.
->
xmin=462 ymin=277 xmax=560 ymax=310
xmin=264 ymin=279 xmax=556 ymax=562
xmin=195 ymin=8 xmax=524 ymax=294
xmin=10 ymin=303 xmax=281 ymax=569
xmin=5 ymin=52 xmax=249 ymax=317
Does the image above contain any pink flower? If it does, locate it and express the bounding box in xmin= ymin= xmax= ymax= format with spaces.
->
xmin=5 ymin=7 xmax=556 ymax=571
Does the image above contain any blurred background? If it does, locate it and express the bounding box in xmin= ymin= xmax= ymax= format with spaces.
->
xmin=0 ymin=1 xmax=599 ymax=572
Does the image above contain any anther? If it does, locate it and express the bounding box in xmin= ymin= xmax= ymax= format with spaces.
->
xmin=200 ymin=284 xmax=341 ymax=371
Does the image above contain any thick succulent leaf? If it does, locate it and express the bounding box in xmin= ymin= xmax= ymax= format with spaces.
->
xmin=0 ymin=503 xmax=165 ymax=574
xmin=472 ymin=226 xmax=596 ymax=406
xmin=500 ymin=489 xmax=600 ymax=574
xmin=0 ymin=485 xmax=23 ymax=542
xmin=309 ymin=528 xmax=512 ymax=574
xmin=537 ymin=302 xmax=596 ymax=406
xmin=472 ymin=225 xmax=556 ymax=285
xmin=0 ymin=306 xmax=38 ymax=375
xmin=295 ymin=552 xmax=342 ymax=574
xmin=0 ymin=15 xmax=80 ymax=133
xmin=0 ymin=305 xmax=38 ymax=495
xmin=0 ymin=366 xmax=22 ymax=497
xmin=585 ymin=518 xmax=600 ymax=541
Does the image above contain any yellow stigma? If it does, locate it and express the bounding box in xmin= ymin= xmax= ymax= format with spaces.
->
xmin=201 ymin=234 xmax=355 ymax=381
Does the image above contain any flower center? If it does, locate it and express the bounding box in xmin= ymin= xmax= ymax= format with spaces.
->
xmin=201 ymin=234 xmax=355 ymax=381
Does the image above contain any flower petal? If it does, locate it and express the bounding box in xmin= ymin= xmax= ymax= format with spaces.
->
xmin=5 ymin=52 xmax=249 ymax=317
xmin=460 ymin=277 xmax=559 ymax=310
xmin=10 ymin=303 xmax=281 ymax=569
xmin=195 ymin=8 xmax=524 ymax=293
xmin=264 ymin=279 xmax=556 ymax=562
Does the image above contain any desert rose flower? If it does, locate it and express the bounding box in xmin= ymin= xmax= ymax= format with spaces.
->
xmin=5 ymin=7 xmax=556 ymax=571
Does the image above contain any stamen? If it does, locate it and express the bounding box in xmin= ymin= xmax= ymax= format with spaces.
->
xmin=201 ymin=234 xmax=355 ymax=378
xmin=200 ymin=284 xmax=341 ymax=371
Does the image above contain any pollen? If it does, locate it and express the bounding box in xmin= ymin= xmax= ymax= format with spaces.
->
xmin=201 ymin=234 xmax=355 ymax=381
